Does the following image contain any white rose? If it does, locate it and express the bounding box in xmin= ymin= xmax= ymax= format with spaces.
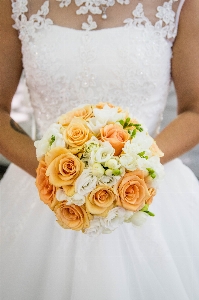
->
xmin=75 ymin=168 xmax=98 ymax=196
xmin=129 ymin=211 xmax=148 ymax=226
xmin=84 ymin=217 xmax=103 ymax=237
xmin=95 ymin=142 xmax=115 ymax=163
xmin=119 ymin=154 xmax=137 ymax=171
xmin=34 ymin=123 xmax=65 ymax=159
xmin=123 ymin=132 xmax=153 ymax=156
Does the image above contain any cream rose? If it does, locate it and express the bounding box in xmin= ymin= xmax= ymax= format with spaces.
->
xmin=100 ymin=123 xmax=129 ymax=156
xmin=116 ymin=170 xmax=150 ymax=212
xmin=86 ymin=185 xmax=117 ymax=215
xmin=35 ymin=160 xmax=58 ymax=210
xmin=46 ymin=148 xmax=84 ymax=187
xmin=58 ymin=105 xmax=93 ymax=126
xmin=63 ymin=117 xmax=93 ymax=149
xmin=54 ymin=202 xmax=90 ymax=231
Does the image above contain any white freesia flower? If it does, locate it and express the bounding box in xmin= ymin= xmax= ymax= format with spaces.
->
xmin=75 ymin=168 xmax=97 ymax=196
xmin=84 ymin=217 xmax=102 ymax=237
xmin=137 ymin=156 xmax=165 ymax=188
xmin=98 ymin=174 xmax=121 ymax=186
xmin=56 ymin=189 xmax=85 ymax=206
xmin=103 ymin=207 xmax=126 ymax=231
xmin=93 ymin=104 xmax=126 ymax=124
xmin=87 ymin=117 xmax=107 ymax=135
xmin=119 ymin=153 xmax=138 ymax=171
xmin=34 ymin=123 xmax=65 ymax=159
xmin=95 ymin=141 xmax=115 ymax=163
xmin=130 ymin=211 xmax=148 ymax=226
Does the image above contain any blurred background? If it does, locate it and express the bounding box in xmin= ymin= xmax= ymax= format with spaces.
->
xmin=0 ymin=74 xmax=199 ymax=179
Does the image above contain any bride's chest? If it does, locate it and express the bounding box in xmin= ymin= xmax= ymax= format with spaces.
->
xmin=22 ymin=25 xmax=172 ymax=92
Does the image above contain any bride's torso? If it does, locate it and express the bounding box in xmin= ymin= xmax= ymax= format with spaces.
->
xmin=11 ymin=0 xmax=184 ymax=138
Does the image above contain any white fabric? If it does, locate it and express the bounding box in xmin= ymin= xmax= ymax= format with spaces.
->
xmin=1 ymin=0 xmax=199 ymax=299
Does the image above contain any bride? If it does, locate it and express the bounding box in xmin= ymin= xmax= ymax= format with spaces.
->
xmin=0 ymin=0 xmax=199 ymax=299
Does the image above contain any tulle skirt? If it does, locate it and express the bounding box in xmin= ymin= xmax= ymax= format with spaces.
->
xmin=1 ymin=158 xmax=199 ymax=300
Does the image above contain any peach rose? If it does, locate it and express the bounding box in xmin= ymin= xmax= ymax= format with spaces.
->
xmin=95 ymin=102 xmax=123 ymax=113
xmin=116 ymin=170 xmax=150 ymax=212
xmin=54 ymin=202 xmax=90 ymax=231
xmin=35 ymin=160 xmax=58 ymax=210
xmin=63 ymin=117 xmax=93 ymax=149
xmin=150 ymin=141 xmax=164 ymax=157
xmin=86 ymin=185 xmax=117 ymax=215
xmin=146 ymin=187 xmax=156 ymax=205
xmin=100 ymin=123 xmax=129 ymax=156
xmin=58 ymin=105 xmax=93 ymax=126
xmin=46 ymin=149 xmax=84 ymax=187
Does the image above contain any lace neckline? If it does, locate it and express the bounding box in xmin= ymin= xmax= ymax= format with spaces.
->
xmin=12 ymin=0 xmax=179 ymax=41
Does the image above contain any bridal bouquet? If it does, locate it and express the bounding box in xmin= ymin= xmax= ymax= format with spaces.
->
xmin=35 ymin=103 xmax=164 ymax=236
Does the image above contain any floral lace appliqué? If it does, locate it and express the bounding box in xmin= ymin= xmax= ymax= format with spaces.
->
xmin=124 ymin=0 xmax=178 ymax=40
xmin=11 ymin=0 xmax=52 ymax=42
xmin=82 ymin=15 xmax=97 ymax=31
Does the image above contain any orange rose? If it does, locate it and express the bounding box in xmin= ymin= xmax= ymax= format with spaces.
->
xmin=58 ymin=105 xmax=93 ymax=126
xmin=146 ymin=187 xmax=156 ymax=205
xmin=54 ymin=202 xmax=90 ymax=231
xmin=35 ymin=160 xmax=58 ymax=210
xmin=100 ymin=123 xmax=129 ymax=156
xmin=46 ymin=148 xmax=84 ymax=187
xmin=86 ymin=185 xmax=117 ymax=215
xmin=95 ymin=102 xmax=123 ymax=113
xmin=63 ymin=117 xmax=93 ymax=149
xmin=116 ymin=170 xmax=150 ymax=212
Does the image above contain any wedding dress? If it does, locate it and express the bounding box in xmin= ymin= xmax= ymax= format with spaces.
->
xmin=1 ymin=0 xmax=199 ymax=299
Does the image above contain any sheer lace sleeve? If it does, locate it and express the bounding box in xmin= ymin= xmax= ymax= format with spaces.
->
xmin=11 ymin=0 xmax=186 ymax=42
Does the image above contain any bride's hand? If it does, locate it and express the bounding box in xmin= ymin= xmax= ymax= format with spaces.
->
xmin=155 ymin=0 xmax=199 ymax=164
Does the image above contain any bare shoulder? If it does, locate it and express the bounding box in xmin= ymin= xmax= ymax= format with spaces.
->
xmin=172 ymin=0 xmax=199 ymax=114
xmin=0 ymin=0 xmax=23 ymax=114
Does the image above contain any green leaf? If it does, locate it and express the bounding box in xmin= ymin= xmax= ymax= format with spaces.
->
xmin=140 ymin=204 xmax=149 ymax=212
xmin=119 ymin=120 xmax=124 ymax=127
xmin=112 ymin=169 xmax=121 ymax=176
xmin=138 ymin=151 xmax=148 ymax=159
xmin=145 ymin=211 xmax=155 ymax=217
xmin=130 ymin=129 xmax=137 ymax=139
xmin=146 ymin=168 xmax=156 ymax=179
xmin=124 ymin=117 xmax=131 ymax=128
xmin=49 ymin=135 xmax=56 ymax=146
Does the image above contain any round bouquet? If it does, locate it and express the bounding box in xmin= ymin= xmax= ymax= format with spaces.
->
xmin=34 ymin=103 xmax=164 ymax=236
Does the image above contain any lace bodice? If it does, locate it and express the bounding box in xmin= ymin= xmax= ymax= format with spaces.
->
xmin=11 ymin=0 xmax=185 ymax=138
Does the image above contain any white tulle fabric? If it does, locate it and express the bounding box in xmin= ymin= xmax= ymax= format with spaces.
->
xmin=1 ymin=0 xmax=199 ymax=299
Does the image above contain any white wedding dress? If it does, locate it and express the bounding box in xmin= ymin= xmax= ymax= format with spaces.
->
xmin=1 ymin=0 xmax=199 ymax=299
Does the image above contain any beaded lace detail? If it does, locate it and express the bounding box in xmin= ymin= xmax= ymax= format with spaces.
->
xmin=11 ymin=0 xmax=181 ymax=139
xmin=12 ymin=0 xmax=179 ymax=37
